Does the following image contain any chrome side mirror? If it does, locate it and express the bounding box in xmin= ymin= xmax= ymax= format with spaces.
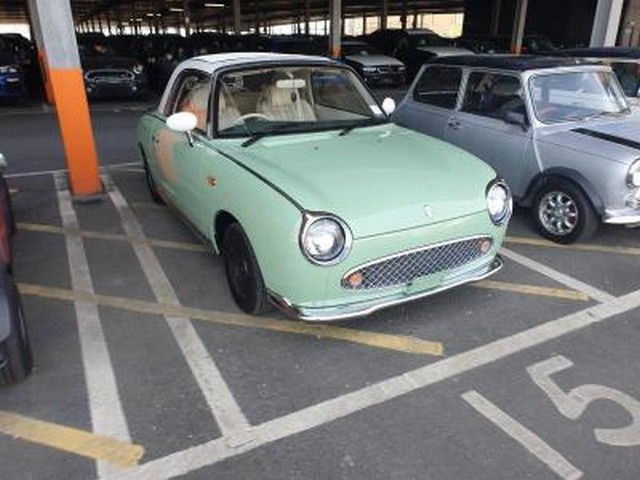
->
xmin=382 ymin=97 xmax=396 ymax=116
xmin=167 ymin=111 xmax=198 ymax=147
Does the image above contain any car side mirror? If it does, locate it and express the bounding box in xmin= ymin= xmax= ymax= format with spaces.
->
xmin=167 ymin=111 xmax=198 ymax=146
xmin=382 ymin=97 xmax=396 ymax=116
xmin=503 ymin=110 xmax=528 ymax=131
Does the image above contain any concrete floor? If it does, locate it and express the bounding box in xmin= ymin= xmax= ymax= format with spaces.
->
xmin=1 ymin=93 xmax=640 ymax=480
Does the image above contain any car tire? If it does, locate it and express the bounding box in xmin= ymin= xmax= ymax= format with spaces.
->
xmin=0 ymin=175 xmax=16 ymax=237
xmin=0 ymin=273 xmax=33 ymax=385
xmin=143 ymin=158 xmax=165 ymax=205
xmin=533 ymin=179 xmax=598 ymax=244
xmin=222 ymin=223 xmax=270 ymax=316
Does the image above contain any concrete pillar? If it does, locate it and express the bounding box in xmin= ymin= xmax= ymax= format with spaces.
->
xmin=491 ymin=0 xmax=502 ymax=36
xmin=26 ymin=0 xmax=101 ymax=197
xmin=510 ymin=0 xmax=529 ymax=54
xmin=233 ymin=0 xmax=242 ymax=33
xmin=182 ymin=0 xmax=191 ymax=36
xmin=381 ymin=0 xmax=388 ymax=29
xmin=362 ymin=11 xmax=367 ymax=35
xmin=329 ymin=0 xmax=342 ymax=58
xmin=304 ymin=0 xmax=310 ymax=35
xmin=590 ymin=0 xmax=625 ymax=46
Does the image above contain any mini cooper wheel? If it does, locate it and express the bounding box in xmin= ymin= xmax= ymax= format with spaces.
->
xmin=222 ymin=223 xmax=270 ymax=315
xmin=144 ymin=159 xmax=165 ymax=205
xmin=0 ymin=275 xmax=33 ymax=385
xmin=534 ymin=180 xmax=597 ymax=244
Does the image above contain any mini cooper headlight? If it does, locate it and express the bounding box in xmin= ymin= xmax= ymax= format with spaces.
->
xmin=133 ymin=64 xmax=144 ymax=75
xmin=300 ymin=213 xmax=352 ymax=265
xmin=362 ymin=66 xmax=377 ymax=73
xmin=486 ymin=180 xmax=513 ymax=225
xmin=628 ymin=159 xmax=640 ymax=188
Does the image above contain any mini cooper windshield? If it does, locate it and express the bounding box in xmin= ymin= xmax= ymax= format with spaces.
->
xmin=216 ymin=66 xmax=388 ymax=140
xmin=530 ymin=70 xmax=629 ymax=124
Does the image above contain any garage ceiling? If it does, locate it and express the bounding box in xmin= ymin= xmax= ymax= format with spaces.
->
xmin=0 ymin=1 xmax=463 ymax=28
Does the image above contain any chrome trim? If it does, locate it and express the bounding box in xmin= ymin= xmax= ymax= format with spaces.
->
xmin=299 ymin=211 xmax=353 ymax=266
xmin=486 ymin=178 xmax=513 ymax=226
xmin=604 ymin=214 xmax=640 ymax=225
xmin=627 ymin=159 xmax=640 ymax=188
xmin=269 ymin=255 xmax=503 ymax=322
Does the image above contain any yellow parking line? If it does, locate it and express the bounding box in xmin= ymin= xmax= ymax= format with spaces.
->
xmin=18 ymin=283 xmax=444 ymax=357
xmin=506 ymin=235 xmax=640 ymax=256
xmin=473 ymin=280 xmax=590 ymax=302
xmin=0 ymin=410 xmax=144 ymax=468
xmin=17 ymin=222 xmax=207 ymax=253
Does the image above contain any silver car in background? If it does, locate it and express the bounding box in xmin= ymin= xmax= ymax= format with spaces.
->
xmin=393 ymin=55 xmax=640 ymax=243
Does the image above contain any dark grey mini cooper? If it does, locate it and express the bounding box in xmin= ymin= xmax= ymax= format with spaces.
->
xmin=393 ymin=55 xmax=640 ymax=243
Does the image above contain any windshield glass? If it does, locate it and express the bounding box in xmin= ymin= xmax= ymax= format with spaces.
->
xmin=216 ymin=65 xmax=387 ymax=137
xmin=529 ymin=70 xmax=629 ymax=124
xmin=409 ymin=35 xmax=451 ymax=48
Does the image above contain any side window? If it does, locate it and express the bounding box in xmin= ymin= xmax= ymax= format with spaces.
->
xmin=462 ymin=72 xmax=527 ymax=121
xmin=168 ymin=71 xmax=211 ymax=133
xmin=611 ymin=62 xmax=640 ymax=97
xmin=413 ymin=66 xmax=462 ymax=109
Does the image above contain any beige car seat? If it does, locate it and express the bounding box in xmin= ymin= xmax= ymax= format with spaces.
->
xmin=257 ymin=82 xmax=316 ymax=122
xmin=218 ymin=90 xmax=242 ymax=131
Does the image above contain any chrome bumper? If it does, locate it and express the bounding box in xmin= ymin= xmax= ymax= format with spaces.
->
xmin=269 ymin=255 xmax=503 ymax=322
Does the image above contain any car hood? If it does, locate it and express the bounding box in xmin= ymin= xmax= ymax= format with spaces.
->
xmin=221 ymin=124 xmax=495 ymax=238
xmin=537 ymin=114 xmax=640 ymax=166
xmin=81 ymin=55 xmax=138 ymax=71
xmin=344 ymin=54 xmax=404 ymax=67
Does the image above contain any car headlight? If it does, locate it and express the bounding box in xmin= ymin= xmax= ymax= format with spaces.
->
xmin=486 ymin=179 xmax=513 ymax=225
xmin=627 ymin=159 xmax=640 ymax=188
xmin=133 ymin=64 xmax=144 ymax=75
xmin=397 ymin=65 xmax=406 ymax=72
xmin=300 ymin=213 xmax=352 ymax=265
xmin=0 ymin=65 xmax=18 ymax=74
xmin=362 ymin=66 xmax=377 ymax=73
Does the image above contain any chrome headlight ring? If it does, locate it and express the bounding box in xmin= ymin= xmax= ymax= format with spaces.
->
xmin=628 ymin=159 xmax=640 ymax=188
xmin=486 ymin=178 xmax=513 ymax=226
xmin=299 ymin=212 xmax=353 ymax=266
xmin=133 ymin=64 xmax=144 ymax=75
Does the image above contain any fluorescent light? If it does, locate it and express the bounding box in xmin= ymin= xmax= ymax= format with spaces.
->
xmin=169 ymin=7 xmax=184 ymax=12
xmin=146 ymin=13 xmax=155 ymax=17
xmin=204 ymin=3 xmax=225 ymax=7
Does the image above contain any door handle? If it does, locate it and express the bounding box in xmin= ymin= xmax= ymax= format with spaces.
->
xmin=447 ymin=120 xmax=461 ymax=130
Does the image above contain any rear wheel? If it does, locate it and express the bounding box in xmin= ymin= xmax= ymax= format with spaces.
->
xmin=222 ymin=223 xmax=270 ymax=316
xmin=0 ymin=276 xmax=33 ymax=385
xmin=533 ymin=179 xmax=598 ymax=244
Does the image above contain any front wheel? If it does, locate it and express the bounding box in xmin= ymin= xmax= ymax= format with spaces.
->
xmin=222 ymin=223 xmax=270 ymax=315
xmin=533 ymin=180 xmax=598 ymax=244
xmin=0 ymin=275 xmax=33 ymax=385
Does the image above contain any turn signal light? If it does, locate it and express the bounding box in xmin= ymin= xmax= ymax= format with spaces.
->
xmin=346 ymin=272 xmax=364 ymax=288
xmin=479 ymin=239 xmax=492 ymax=254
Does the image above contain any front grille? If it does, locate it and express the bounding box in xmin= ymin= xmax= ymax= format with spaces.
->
xmin=86 ymin=69 xmax=134 ymax=83
xmin=341 ymin=236 xmax=492 ymax=290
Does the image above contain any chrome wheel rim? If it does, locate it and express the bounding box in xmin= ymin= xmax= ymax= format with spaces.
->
xmin=538 ymin=190 xmax=579 ymax=236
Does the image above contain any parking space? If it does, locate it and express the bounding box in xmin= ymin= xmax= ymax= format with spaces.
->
xmin=2 ymin=87 xmax=640 ymax=479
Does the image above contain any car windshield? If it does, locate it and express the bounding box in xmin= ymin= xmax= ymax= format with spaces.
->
xmin=216 ymin=65 xmax=388 ymax=137
xmin=409 ymin=35 xmax=451 ymax=48
xmin=529 ymin=70 xmax=629 ymax=124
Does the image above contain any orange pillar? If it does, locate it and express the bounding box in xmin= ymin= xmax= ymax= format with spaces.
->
xmin=27 ymin=0 xmax=102 ymax=197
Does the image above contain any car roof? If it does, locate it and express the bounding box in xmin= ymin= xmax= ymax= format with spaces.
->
xmin=188 ymin=51 xmax=335 ymax=71
xmin=427 ymin=54 xmax=599 ymax=71
xmin=558 ymin=47 xmax=640 ymax=59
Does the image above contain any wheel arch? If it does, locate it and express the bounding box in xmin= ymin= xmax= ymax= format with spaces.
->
xmin=213 ymin=210 xmax=239 ymax=254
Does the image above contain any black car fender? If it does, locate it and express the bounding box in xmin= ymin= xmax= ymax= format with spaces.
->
xmin=0 ymin=269 xmax=19 ymax=345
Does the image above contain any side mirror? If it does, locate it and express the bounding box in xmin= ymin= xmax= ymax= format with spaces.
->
xmin=167 ymin=111 xmax=198 ymax=146
xmin=503 ymin=110 xmax=528 ymax=131
xmin=382 ymin=97 xmax=396 ymax=116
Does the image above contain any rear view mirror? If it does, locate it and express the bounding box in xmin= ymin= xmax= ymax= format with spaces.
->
xmin=276 ymin=78 xmax=306 ymax=89
xmin=167 ymin=111 xmax=198 ymax=133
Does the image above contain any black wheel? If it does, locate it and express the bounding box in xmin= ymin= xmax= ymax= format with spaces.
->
xmin=0 ymin=275 xmax=33 ymax=385
xmin=533 ymin=179 xmax=598 ymax=244
xmin=222 ymin=223 xmax=270 ymax=315
xmin=0 ymin=175 xmax=16 ymax=237
xmin=143 ymin=158 xmax=165 ymax=205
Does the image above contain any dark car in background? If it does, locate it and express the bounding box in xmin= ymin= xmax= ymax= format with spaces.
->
xmin=77 ymin=35 xmax=148 ymax=100
xmin=460 ymin=34 xmax=557 ymax=54
xmin=340 ymin=38 xmax=406 ymax=86
xmin=366 ymin=28 xmax=454 ymax=79
xmin=0 ymin=36 xmax=28 ymax=100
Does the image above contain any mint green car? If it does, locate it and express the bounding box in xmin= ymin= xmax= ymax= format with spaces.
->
xmin=137 ymin=52 xmax=512 ymax=321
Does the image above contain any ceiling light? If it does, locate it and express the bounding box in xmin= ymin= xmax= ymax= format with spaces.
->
xmin=204 ymin=3 xmax=225 ymax=7
xmin=169 ymin=7 xmax=184 ymax=12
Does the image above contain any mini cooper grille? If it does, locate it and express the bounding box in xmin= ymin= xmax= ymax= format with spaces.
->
xmin=341 ymin=236 xmax=491 ymax=290
xmin=86 ymin=69 xmax=134 ymax=82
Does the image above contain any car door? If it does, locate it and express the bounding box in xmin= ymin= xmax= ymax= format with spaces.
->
xmin=394 ymin=65 xmax=463 ymax=138
xmin=444 ymin=70 xmax=534 ymax=194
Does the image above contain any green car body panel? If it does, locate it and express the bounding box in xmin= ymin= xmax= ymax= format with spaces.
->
xmin=137 ymin=53 xmax=509 ymax=320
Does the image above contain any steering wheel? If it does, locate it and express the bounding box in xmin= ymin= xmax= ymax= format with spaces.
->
xmin=232 ymin=113 xmax=272 ymax=124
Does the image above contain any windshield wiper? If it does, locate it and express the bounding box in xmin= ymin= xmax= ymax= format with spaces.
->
xmin=338 ymin=118 xmax=387 ymax=136
xmin=241 ymin=122 xmax=301 ymax=147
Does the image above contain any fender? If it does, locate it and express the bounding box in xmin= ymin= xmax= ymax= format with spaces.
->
xmin=520 ymin=167 xmax=605 ymax=215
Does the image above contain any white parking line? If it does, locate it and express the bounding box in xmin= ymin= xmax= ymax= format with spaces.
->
xmin=500 ymin=247 xmax=616 ymax=303
xmin=54 ymin=173 xmax=131 ymax=478
xmin=5 ymin=162 xmax=142 ymax=179
xmin=461 ymin=390 xmax=583 ymax=480
xmin=105 ymin=283 xmax=640 ymax=480
xmin=103 ymin=174 xmax=250 ymax=437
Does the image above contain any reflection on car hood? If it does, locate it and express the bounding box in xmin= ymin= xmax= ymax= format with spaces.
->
xmin=344 ymin=54 xmax=404 ymax=67
xmin=81 ymin=55 xmax=139 ymax=71
xmin=538 ymin=114 xmax=640 ymax=166
xmin=222 ymin=124 xmax=495 ymax=238
xmin=415 ymin=46 xmax=473 ymax=56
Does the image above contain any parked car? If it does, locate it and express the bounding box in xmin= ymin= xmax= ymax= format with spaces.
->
xmin=367 ymin=28 xmax=454 ymax=79
xmin=339 ymin=38 xmax=406 ymax=86
xmin=393 ymin=55 xmax=640 ymax=243
xmin=460 ymin=34 xmax=558 ymax=54
xmin=138 ymin=52 xmax=511 ymax=320
xmin=0 ymin=153 xmax=32 ymax=385
xmin=0 ymin=36 xmax=28 ymax=100
xmin=552 ymin=47 xmax=640 ymax=103
xmin=77 ymin=36 xmax=148 ymax=99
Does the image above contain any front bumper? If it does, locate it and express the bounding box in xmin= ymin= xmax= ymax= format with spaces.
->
xmin=269 ymin=255 xmax=503 ymax=321
xmin=604 ymin=190 xmax=640 ymax=226
xmin=0 ymin=74 xmax=27 ymax=98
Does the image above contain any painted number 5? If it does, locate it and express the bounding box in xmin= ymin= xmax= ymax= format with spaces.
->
xmin=527 ymin=355 xmax=640 ymax=447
